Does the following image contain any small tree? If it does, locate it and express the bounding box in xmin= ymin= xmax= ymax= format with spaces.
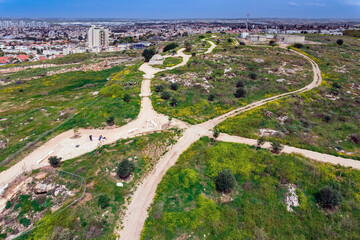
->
xmin=191 ymin=52 xmax=196 ymax=57
xmin=154 ymin=84 xmax=164 ymax=92
xmin=48 ymin=156 xmax=62 ymax=168
xmin=142 ymin=47 xmax=156 ymax=62
xmin=117 ymin=158 xmax=135 ymax=179
xmin=234 ymin=87 xmax=246 ymax=98
xmin=123 ymin=94 xmax=131 ymax=103
xmin=336 ymin=39 xmax=344 ymax=45
xmin=208 ymin=93 xmax=215 ymax=101
xmin=316 ymin=186 xmax=342 ymax=209
xmin=184 ymin=41 xmax=192 ymax=52
xmin=170 ymin=97 xmax=178 ymax=107
xmin=271 ymin=141 xmax=283 ymax=154
xmin=163 ymin=42 xmax=178 ymax=52
xmin=98 ymin=195 xmax=110 ymax=209
xmin=170 ymin=83 xmax=179 ymax=91
xmin=215 ymin=169 xmax=236 ymax=193
xmin=106 ymin=116 xmax=115 ymax=126
xmin=293 ymin=43 xmax=304 ymax=49
xmin=256 ymin=136 xmax=265 ymax=149
xmin=249 ymin=72 xmax=257 ymax=80
xmin=161 ymin=91 xmax=171 ymax=100
xmin=236 ymin=80 xmax=244 ymax=88
xmin=269 ymin=40 xmax=276 ymax=46
xmin=213 ymin=127 xmax=220 ymax=139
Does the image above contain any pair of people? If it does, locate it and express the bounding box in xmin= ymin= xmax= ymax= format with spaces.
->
xmin=89 ymin=135 xmax=106 ymax=141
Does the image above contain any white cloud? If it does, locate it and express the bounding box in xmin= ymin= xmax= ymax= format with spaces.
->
xmin=343 ymin=0 xmax=360 ymax=6
xmin=287 ymin=1 xmax=300 ymax=6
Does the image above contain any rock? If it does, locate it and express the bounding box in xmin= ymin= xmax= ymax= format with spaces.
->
xmin=259 ymin=128 xmax=281 ymax=137
xmin=285 ymin=184 xmax=299 ymax=212
xmin=34 ymin=183 xmax=54 ymax=194
xmin=116 ymin=182 xmax=124 ymax=187
xmin=276 ymin=78 xmax=286 ymax=83
xmin=0 ymin=140 xmax=7 ymax=149
xmin=277 ymin=116 xmax=288 ymax=125
xmin=93 ymin=91 xmax=99 ymax=96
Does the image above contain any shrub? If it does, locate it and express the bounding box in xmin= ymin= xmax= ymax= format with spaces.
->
xmin=161 ymin=91 xmax=171 ymax=100
xmin=208 ymin=94 xmax=215 ymax=101
xmin=293 ymin=43 xmax=304 ymax=49
xmin=154 ymin=84 xmax=164 ymax=92
xmin=106 ymin=116 xmax=115 ymax=126
xmin=256 ymin=137 xmax=265 ymax=149
xmin=123 ymin=94 xmax=131 ymax=103
xmin=269 ymin=40 xmax=276 ymax=46
xmin=117 ymin=158 xmax=135 ymax=179
xmin=336 ymin=39 xmax=344 ymax=45
xmin=48 ymin=156 xmax=62 ymax=168
xmin=236 ymin=80 xmax=244 ymax=88
xmin=170 ymin=83 xmax=179 ymax=91
xmin=142 ymin=47 xmax=156 ymax=62
xmin=20 ymin=217 xmax=31 ymax=227
xmin=170 ymin=97 xmax=178 ymax=107
xmin=215 ymin=169 xmax=236 ymax=193
xmin=5 ymin=201 xmax=12 ymax=209
xmin=240 ymin=41 xmax=246 ymax=45
xmin=163 ymin=43 xmax=178 ymax=52
xmin=249 ymin=72 xmax=257 ymax=80
xmin=270 ymin=142 xmax=283 ymax=154
xmin=184 ymin=41 xmax=192 ymax=52
xmin=98 ymin=195 xmax=110 ymax=209
xmin=234 ymin=87 xmax=246 ymax=98
xmin=213 ymin=127 xmax=220 ymax=139
xmin=228 ymin=38 xmax=233 ymax=43
xmin=191 ymin=52 xmax=196 ymax=57
xmin=316 ymin=186 xmax=342 ymax=209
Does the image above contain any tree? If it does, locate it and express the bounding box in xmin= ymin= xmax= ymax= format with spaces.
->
xmin=213 ymin=127 xmax=220 ymax=139
xmin=293 ymin=43 xmax=304 ymax=49
xmin=228 ymin=38 xmax=233 ymax=43
xmin=170 ymin=83 xmax=179 ymax=91
xmin=336 ymin=39 xmax=344 ymax=45
xmin=184 ymin=41 xmax=192 ymax=52
xmin=117 ymin=158 xmax=135 ymax=179
xmin=163 ymin=42 xmax=178 ymax=52
xmin=208 ymin=93 xmax=215 ymax=101
xmin=215 ymin=169 xmax=236 ymax=193
xmin=191 ymin=52 xmax=196 ymax=57
xmin=249 ymin=72 xmax=257 ymax=80
xmin=256 ymin=136 xmax=265 ymax=149
xmin=271 ymin=141 xmax=283 ymax=154
xmin=154 ymin=84 xmax=164 ymax=92
xmin=170 ymin=97 xmax=178 ymax=107
xmin=161 ymin=91 xmax=171 ymax=100
xmin=234 ymin=87 xmax=246 ymax=98
xmin=98 ymin=195 xmax=110 ymax=209
xmin=236 ymin=80 xmax=244 ymax=88
xmin=123 ymin=94 xmax=131 ymax=103
xmin=316 ymin=186 xmax=342 ymax=209
xmin=106 ymin=116 xmax=115 ymax=126
xmin=48 ymin=156 xmax=62 ymax=168
xmin=142 ymin=47 xmax=156 ymax=62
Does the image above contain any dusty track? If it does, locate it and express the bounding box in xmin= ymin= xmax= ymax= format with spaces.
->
xmin=0 ymin=40 xmax=356 ymax=239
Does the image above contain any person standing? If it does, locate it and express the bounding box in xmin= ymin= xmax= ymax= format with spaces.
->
xmin=89 ymin=135 xmax=92 ymax=141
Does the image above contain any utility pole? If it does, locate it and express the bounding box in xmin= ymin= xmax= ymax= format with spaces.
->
xmin=246 ymin=14 xmax=250 ymax=31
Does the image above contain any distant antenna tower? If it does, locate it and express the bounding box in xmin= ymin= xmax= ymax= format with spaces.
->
xmin=246 ymin=14 xmax=250 ymax=31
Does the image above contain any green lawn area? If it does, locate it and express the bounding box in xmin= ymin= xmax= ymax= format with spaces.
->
xmin=151 ymin=37 xmax=313 ymax=124
xmin=14 ymin=131 xmax=178 ymax=240
xmin=142 ymin=137 xmax=360 ymax=239
xmin=152 ymin=57 xmax=183 ymax=69
xmin=218 ymin=35 xmax=360 ymax=159
xmin=0 ymin=63 xmax=143 ymax=165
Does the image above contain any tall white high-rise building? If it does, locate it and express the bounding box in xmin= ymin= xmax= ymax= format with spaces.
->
xmin=87 ymin=25 xmax=109 ymax=49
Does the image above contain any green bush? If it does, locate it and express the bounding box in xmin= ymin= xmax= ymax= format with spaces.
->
xmin=293 ymin=43 xmax=304 ymax=49
xmin=117 ymin=158 xmax=135 ymax=179
xmin=155 ymin=84 xmax=164 ymax=92
xmin=215 ymin=169 xmax=236 ymax=193
xmin=142 ymin=48 xmax=157 ymax=62
xmin=336 ymin=39 xmax=344 ymax=45
xmin=249 ymin=72 xmax=257 ymax=80
xmin=164 ymin=43 xmax=179 ymax=52
xmin=236 ymin=80 xmax=244 ymax=88
xmin=48 ymin=156 xmax=62 ymax=168
xmin=123 ymin=94 xmax=131 ymax=103
xmin=208 ymin=94 xmax=215 ymax=101
xmin=20 ymin=217 xmax=31 ymax=227
xmin=316 ymin=186 xmax=342 ymax=209
xmin=106 ymin=116 xmax=115 ymax=126
xmin=170 ymin=97 xmax=178 ymax=107
xmin=170 ymin=83 xmax=179 ymax=91
xmin=234 ymin=88 xmax=246 ymax=98
xmin=98 ymin=195 xmax=110 ymax=209
xmin=271 ymin=142 xmax=283 ymax=154
xmin=161 ymin=91 xmax=171 ymax=100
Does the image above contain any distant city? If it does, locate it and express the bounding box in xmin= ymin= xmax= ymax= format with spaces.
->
xmin=0 ymin=17 xmax=359 ymax=65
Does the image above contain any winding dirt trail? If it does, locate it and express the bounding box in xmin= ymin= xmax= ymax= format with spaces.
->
xmin=0 ymin=40 xmax=357 ymax=239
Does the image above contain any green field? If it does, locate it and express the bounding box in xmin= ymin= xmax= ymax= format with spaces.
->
xmin=151 ymin=36 xmax=313 ymax=124
xmin=0 ymin=63 xmax=143 ymax=165
xmin=218 ymin=35 xmax=360 ymax=159
xmin=142 ymin=137 xmax=360 ymax=239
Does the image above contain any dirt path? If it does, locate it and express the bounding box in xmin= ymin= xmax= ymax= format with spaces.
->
xmin=0 ymin=40 xmax=356 ymax=239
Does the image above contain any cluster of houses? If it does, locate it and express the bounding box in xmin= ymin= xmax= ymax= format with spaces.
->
xmin=0 ymin=54 xmax=62 ymax=65
xmin=240 ymin=32 xmax=306 ymax=44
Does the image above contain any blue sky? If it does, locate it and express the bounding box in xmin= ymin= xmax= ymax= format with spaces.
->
xmin=0 ymin=0 xmax=359 ymax=19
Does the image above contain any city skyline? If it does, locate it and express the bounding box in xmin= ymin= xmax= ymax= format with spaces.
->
xmin=0 ymin=0 xmax=360 ymax=19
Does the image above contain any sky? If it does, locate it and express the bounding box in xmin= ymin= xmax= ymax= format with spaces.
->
xmin=0 ymin=0 xmax=359 ymax=19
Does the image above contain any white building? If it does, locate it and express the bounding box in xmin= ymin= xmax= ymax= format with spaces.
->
xmin=87 ymin=25 xmax=109 ymax=50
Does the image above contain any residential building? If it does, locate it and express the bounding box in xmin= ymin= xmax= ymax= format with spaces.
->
xmin=87 ymin=25 xmax=109 ymax=49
